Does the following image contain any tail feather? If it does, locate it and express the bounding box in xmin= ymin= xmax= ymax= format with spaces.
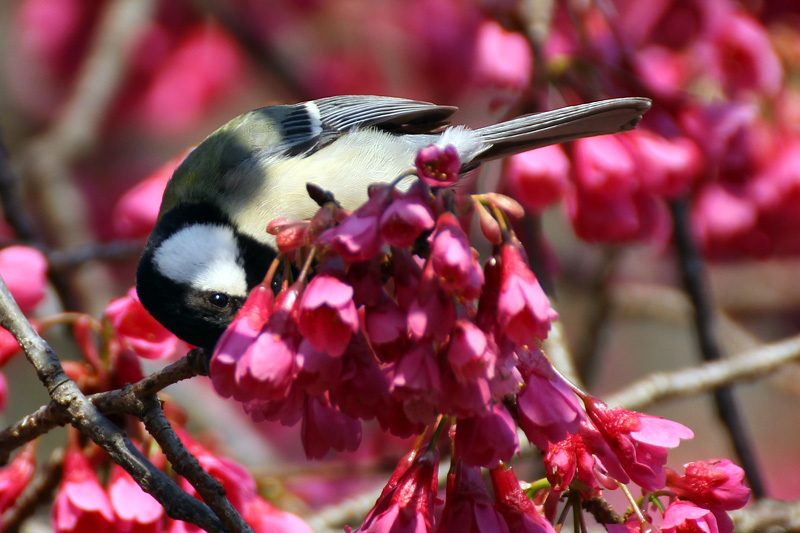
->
xmin=474 ymin=97 xmax=651 ymax=162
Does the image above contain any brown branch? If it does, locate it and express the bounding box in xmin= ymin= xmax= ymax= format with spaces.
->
xmin=605 ymin=333 xmax=800 ymax=411
xmin=0 ymin=276 xmax=226 ymax=532
xmin=140 ymin=396 xmax=254 ymax=533
xmin=0 ymin=350 xmax=207 ymax=464
xmin=730 ymin=498 xmax=800 ymax=533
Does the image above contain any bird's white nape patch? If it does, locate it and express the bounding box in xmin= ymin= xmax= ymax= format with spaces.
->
xmin=153 ymin=224 xmax=248 ymax=297
xmin=304 ymin=102 xmax=323 ymax=137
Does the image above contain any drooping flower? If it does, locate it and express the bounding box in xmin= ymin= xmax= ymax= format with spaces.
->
xmin=0 ymin=245 xmax=48 ymax=313
xmin=516 ymin=348 xmax=583 ymax=450
xmin=233 ymin=286 xmax=300 ymax=402
xmin=0 ymin=444 xmax=36 ymax=514
xmin=415 ymin=144 xmax=460 ymax=187
xmin=108 ymin=464 xmax=164 ymax=532
xmin=472 ymin=20 xmax=533 ymax=90
xmin=210 ymin=283 xmax=273 ymax=399
xmin=446 ymin=320 xmax=495 ymax=382
xmin=112 ymin=150 xmax=187 ymax=239
xmin=104 ymin=287 xmax=184 ymax=360
xmin=318 ymin=184 xmax=393 ymax=262
xmin=439 ymin=460 xmax=509 ymax=533
xmin=490 ymin=464 xmax=556 ymax=533
xmin=661 ymin=500 xmax=734 ymax=533
xmin=427 ymin=212 xmax=484 ymax=296
xmin=544 ymin=422 xmax=629 ymax=494
xmin=379 ymin=184 xmax=436 ymax=247
xmin=666 ymin=459 xmax=750 ymax=512
xmin=496 ymin=244 xmax=557 ymax=344
xmin=454 ymin=404 xmax=519 ymax=468
xmin=297 ymin=274 xmax=358 ymax=357
xmin=503 ymin=145 xmax=569 ymax=212
xmin=357 ymin=448 xmax=439 ymax=533
xmin=302 ymin=394 xmax=362 ymax=459
xmin=244 ymin=496 xmax=314 ymax=533
xmin=584 ymin=398 xmax=694 ymax=492
xmin=174 ymin=426 xmax=258 ymax=514
xmin=391 ymin=344 xmax=442 ymax=425
xmin=52 ymin=449 xmax=115 ymax=533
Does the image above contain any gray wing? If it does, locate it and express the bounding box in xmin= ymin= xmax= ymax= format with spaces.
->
xmin=313 ymin=95 xmax=457 ymax=132
xmin=268 ymin=95 xmax=458 ymax=157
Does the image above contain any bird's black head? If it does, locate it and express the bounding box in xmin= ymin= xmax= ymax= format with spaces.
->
xmin=136 ymin=203 xmax=278 ymax=351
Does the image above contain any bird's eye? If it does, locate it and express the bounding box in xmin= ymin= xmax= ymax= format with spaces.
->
xmin=207 ymin=293 xmax=230 ymax=309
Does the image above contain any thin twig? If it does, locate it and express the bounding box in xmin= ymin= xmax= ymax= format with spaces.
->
xmin=0 ymin=276 xmax=226 ymax=532
xmin=670 ymin=198 xmax=766 ymax=499
xmin=140 ymin=396 xmax=254 ymax=533
xmin=0 ymin=351 xmax=206 ymax=463
xmin=730 ymin=498 xmax=800 ymax=533
xmin=605 ymin=333 xmax=800 ymax=411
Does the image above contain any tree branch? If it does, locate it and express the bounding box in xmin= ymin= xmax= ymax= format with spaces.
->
xmin=0 ymin=276 xmax=226 ymax=532
xmin=140 ymin=396 xmax=254 ymax=533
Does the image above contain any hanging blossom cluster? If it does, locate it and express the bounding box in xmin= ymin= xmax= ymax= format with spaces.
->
xmin=205 ymin=145 xmax=750 ymax=532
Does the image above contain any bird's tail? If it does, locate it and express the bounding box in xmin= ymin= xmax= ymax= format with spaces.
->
xmin=473 ymin=97 xmax=652 ymax=162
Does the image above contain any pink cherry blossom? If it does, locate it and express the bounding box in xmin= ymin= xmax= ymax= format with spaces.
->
xmin=497 ymin=244 xmax=557 ymax=344
xmin=415 ymin=144 xmax=460 ymax=187
xmin=584 ymin=398 xmax=694 ymax=492
xmin=302 ymin=394 xmax=362 ymax=459
xmin=137 ymin=25 xmax=246 ymax=135
xmin=318 ymin=185 xmax=393 ymax=261
xmin=364 ymin=294 xmax=406 ymax=345
xmin=245 ymin=496 xmax=314 ymax=533
xmin=407 ymin=282 xmax=455 ymax=341
xmin=503 ymin=145 xmax=570 ymax=212
xmin=439 ymin=460 xmax=509 ymax=533
xmin=666 ymin=459 xmax=750 ymax=512
xmin=52 ymin=449 xmax=115 ymax=533
xmin=0 ymin=245 xmax=48 ymax=313
xmin=357 ymin=449 xmax=439 ymax=533
xmin=516 ymin=348 xmax=583 ymax=450
xmin=174 ymin=426 xmax=258 ymax=514
xmin=427 ymin=212 xmax=484 ymax=297
xmin=703 ymin=11 xmax=783 ymax=98
xmin=446 ymin=320 xmax=495 ymax=382
xmin=472 ymin=20 xmax=533 ymax=90
xmin=544 ymin=422 xmax=630 ymax=494
xmin=297 ymin=274 xmax=358 ymax=357
xmin=454 ymin=404 xmax=519 ymax=468
xmin=0 ymin=444 xmax=36 ymax=513
xmin=0 ymin=327 xmax=21 ymax=367
xmin=490 ymin=464 xmax=556 ymax=533
xmin=0 ymin=372 xmax=6 ymax=413
xmin=210 ymin=283 xmax=274 ymax=399
xmin=108 ymin=465 xmax=164 ymax=532
xmin=441 ymin=369 xmax=492 ymax=418
xmin=104 ymin=287 xmax=184 ymax=360
xmin=112 ymin=150 xmax=187 ymax=239
xmin=661 ymin=500 xmax=734 ymax=533
xmin=233 ymin=287 xmax=300 ymax=402
xmin=379 ymin=185 xmax=436 ymax=247
xmin=391 ymin=345 xmax=441 ymax=425
xmin=295 ymin=339 xmax=343 ymax=395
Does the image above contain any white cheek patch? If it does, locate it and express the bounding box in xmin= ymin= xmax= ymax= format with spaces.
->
xmin=153 ymin=224 xmax=249 ymax=297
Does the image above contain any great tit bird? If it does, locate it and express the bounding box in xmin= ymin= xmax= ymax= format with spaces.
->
xmin=136 ymin=95 xmax=651 ymax=350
